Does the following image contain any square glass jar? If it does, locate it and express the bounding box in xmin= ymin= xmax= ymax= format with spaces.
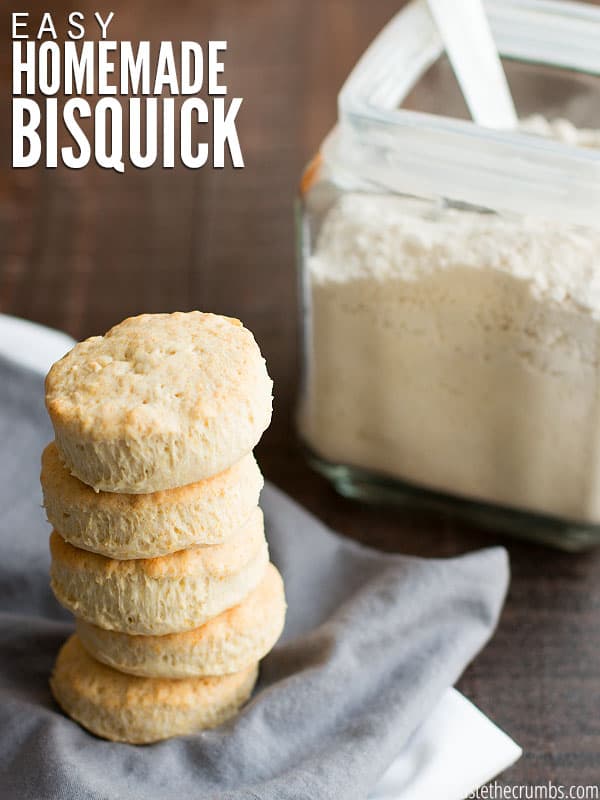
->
xmin=296 ymin=0 xmax=600 ymax=550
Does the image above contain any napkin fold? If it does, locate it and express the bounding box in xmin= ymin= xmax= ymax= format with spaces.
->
xmin=0 ymin=354 xmax=511 ymax=800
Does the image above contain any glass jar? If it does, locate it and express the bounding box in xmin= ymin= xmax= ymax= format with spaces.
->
xmin=296 ymin=0 xmax=600 ymax=550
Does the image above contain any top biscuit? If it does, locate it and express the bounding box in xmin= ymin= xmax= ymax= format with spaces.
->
xmin=45 ymin=312 xmax=273 ymax=493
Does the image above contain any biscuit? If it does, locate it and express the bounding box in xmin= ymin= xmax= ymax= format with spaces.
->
xmin=50 ymin=508 xmax=269 ymax=634
xmin=41 ymin=442 xmax=264 ymax=558
xmin=50 ymin=635 xmax=258 ymax=743
xmin=45 ymin=312 xmax=273 ymax=493
xmin=76 ymin=563 xmax=286 ymax=678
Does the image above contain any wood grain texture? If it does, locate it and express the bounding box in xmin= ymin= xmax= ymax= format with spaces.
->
xmin=2 ymin=0 xmax=600 ymax=789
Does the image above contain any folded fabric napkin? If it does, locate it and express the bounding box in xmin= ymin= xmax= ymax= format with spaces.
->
xmin=0 ymin=351 xmax=511 ymax=800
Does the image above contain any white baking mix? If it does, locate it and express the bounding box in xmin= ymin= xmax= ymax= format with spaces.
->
xmin=299 ymin=122 xmax=600 ymax=522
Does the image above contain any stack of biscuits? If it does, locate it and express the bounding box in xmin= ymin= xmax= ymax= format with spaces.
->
xmin=41 ymin=312 xmax=285 ymax=744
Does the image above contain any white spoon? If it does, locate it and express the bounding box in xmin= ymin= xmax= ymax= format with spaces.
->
xmin=426 ymin=0 xmax=518 ymax=129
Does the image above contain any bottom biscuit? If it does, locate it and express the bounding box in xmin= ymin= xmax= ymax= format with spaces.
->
xmin=50 ymin=635 xmax=258 ymax=744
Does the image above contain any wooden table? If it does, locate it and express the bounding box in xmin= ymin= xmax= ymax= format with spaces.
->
xmin=2 ymin=0 xmax=599 ymax=790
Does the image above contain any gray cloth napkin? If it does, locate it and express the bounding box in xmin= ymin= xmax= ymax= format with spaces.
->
xmin=0 ymin=356 xmax=509 ymax=800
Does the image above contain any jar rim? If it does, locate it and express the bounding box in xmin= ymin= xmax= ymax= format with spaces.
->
xmin=330 ymin=0 xmax=600 ymax=228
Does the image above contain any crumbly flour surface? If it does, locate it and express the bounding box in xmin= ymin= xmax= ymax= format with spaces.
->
xmin=299 ymin=121 xmax=600 ymax=521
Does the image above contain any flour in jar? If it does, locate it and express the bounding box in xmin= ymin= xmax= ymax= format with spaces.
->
xmin=298 ymin=120 xmax=600 ymax=522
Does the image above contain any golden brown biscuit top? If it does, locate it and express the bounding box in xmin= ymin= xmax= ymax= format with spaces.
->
xmin=45 ymin=312 xmax=272 ymax=438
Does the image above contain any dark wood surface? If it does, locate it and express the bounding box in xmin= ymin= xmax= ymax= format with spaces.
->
xmin=2 ymin=0 xmax=600 ymax=791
